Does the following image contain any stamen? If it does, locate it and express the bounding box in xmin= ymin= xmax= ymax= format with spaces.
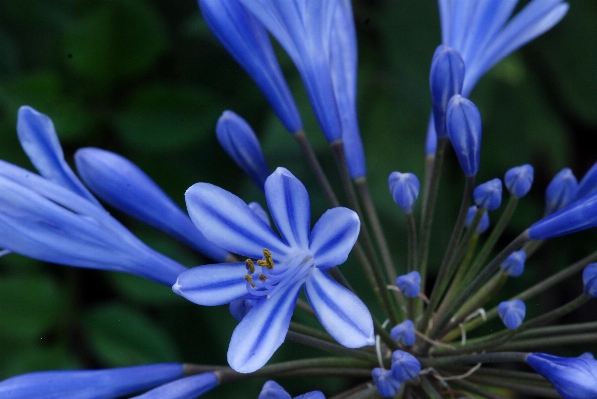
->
xmin=258 ymin=273 xmax=267 ymax=281
xmin=245 ymin=259 xmax=255 ymax=274
xmin=244 ymin=274 xmax=256 ymax=288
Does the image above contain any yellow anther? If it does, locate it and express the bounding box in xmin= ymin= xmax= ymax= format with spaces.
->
xmin=263 ymin=248 xmax=272 ymax=258
xmin=244 ymin=274 xmax=253 ymax=282
xmin=257 ymin=259 xmax=268 ymax=267
xmin=258 ymin=274 xmax=267 ymax=281
xmin=261 ymin=248 xmax=275 ymax=269
xmin=245 ymin=259 xmax=255 ymax=274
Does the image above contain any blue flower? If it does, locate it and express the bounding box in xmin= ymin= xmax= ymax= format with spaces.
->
xmin=198 ymin=0 xmax=302 ymax=133
xmin=497 ymin=299 xmax=526 ymax=330
xmin=527 ymin=353 xmax=597 ymax=399
xmin=173 ymin=167 xmax=374 ymax=373
xmin=388 ymin=172 xmax=420 ymax=214
xmin=390 ymin=320 xmax=415 ymax=347
xmin=258 ymin=380 xmax=324 ymax=399
xmin=500 ymin=250 xmax=526 ymax=277
xmin=438 ymin=0 xmax=569 ymax=96
xmin=582 ymin=263 xmax=597 ymax=297
xmin=75 ymin=147 xmax=229 ymax=262
xmin=0 ymin=363 xmax=183 ymax=399
xmin=130 ymin=373 xmax=218 ymax=399
xmin=391 ymin=350 xmax=421 ymax=382
xmin=504 ymin=164 xmax=534 ymax=198
xmin=576 ymin=161 xmax=597 ymax=200
xmin=396 ymin=271 xmax=421 ymax=298
xmin=215 ymin=110 xmax=270 ymax=189
xmin=0 ymin=107 xmax=186 ymax=286
xmin=446 ymin=95 xmax=482 ymax=177
xmin=372 ymin=368 xmax=402 ymax=398
xmin=545 ymin=168 xmax=578 ymax=215
xmin=473 ymin=178 xmax=503 ymax=211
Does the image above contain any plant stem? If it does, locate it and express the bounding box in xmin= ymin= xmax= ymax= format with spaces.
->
xmin=286 ymin=331 xmax=377 ymax=362
xmin=420 ymin=351 xmax=528 ymax=368
xmin=419 ymin=376 xmax=444 ymax=399
xmin=499 ymin=332 xmax=597 ymax=351
xmin=449 ymin=379 xmax=511 ymax=399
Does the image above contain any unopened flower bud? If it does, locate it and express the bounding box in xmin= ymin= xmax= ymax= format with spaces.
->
xmin=391 ymin=350 xmax=421 ymax=382
xmin=545 ymin=168 xmax=578 ymax=215
xmin=582 ymin=263 xmax=597 ymax=297
xmin=396 ymin=271 xmax=421 ymax=298
xmin=465 ymin=206 xmax=489 ymax=234
xmin=505 ymin=164 xmax=534 ymax=198
xmin=388 ymin=172 xmax=420 ymax=214
xmin=500 ymin=250 xmax=526 ymax=277
xmin=497 ymin=299 xmax=526 ymax=330
xmin=473 ymin=178 xmax=502 ymax=210
xmin=390 ymin=320 xmax=415 ymax=347
xmin=446 ymin=95 xmax=482 ymax=177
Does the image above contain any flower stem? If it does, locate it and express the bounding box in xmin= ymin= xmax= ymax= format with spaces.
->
xmin=286 ymin=331 xmax=378 ymax=362
xmin=449 ymin=379 xmax=512 ymax=399
xmin=418 ymin=176 xmax=475 ymax=332
xmin=421 ymin=351 xmax=528 ymax=368
xmin=465 ymin=375 xmax=559 ymax=398
xmin=406 ymin=213 xmax=418 ymax=273
xmin=419 ymin=376 xmax=444 ymax=399
xmin=499 ymin=332 xmax=597 ymax=351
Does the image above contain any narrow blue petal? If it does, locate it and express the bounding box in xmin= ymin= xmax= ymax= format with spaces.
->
xmin=527 ymin=353 xmax=597 ymax=399
xmin=130 ymin=373 xmax=218 ymax=399
xmin=173 ymin=263 xmax=249 ymax=306
xmin=295 ymin=392 xmax=325 ymax=399
xmin=528 ymin=190 xmax=597 ymax=240
xmin=265 ymin=168 xmax=310 ymax=250
xmin=309 ymin=208 xmax=360 ymax=269
xmin=75 ymin=148 xmax=229 ymax=262
xmin=199 ymin=0 xmax=302 ymax=133
xmin=249 ymin=202 xmax=271 ymax=227
xmin=305 ymin=269 xmax=374 ymax=348
xmin=227 ymin=282 xmax=302 ymax=373
xmin=577 ymin=162 xmax=597 ymax=200
xmin=16 ymin=106 xmax=100 ymax=205
xmin=216 ymin=111 xmax=270 ymax=189
xmin=185 ymin=182 xmax=288 ymax=260
xmin=240 ymin=0 xmax=343 ymax=142
xmin=0 ymin=363 xmax=183 ymax=399
xmin=0 ymin=170 xmax=186 ymax=286
xmin=545 ymin=168 xmax=578 ymax=215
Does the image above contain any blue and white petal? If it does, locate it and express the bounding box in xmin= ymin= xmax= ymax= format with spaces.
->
xmin=173 ymin=263 xmax=250 ymax=306
xmin=130 ymin=373 xmax=218 ymax=399
xmin=309 ymin=208 xmax=360 ymax=269
xmin=305 ymin=269 xmax=374 ymax=348
xmin=75 ymin=148 xmax=229 ymax=262
xmin=265 ymin=168 xmax=310 ymax=249
xmin=16 ymin=106 xmax=100 ymax=205
xmin=185 ymin=182 xmax=289 ymax=260
xmin=227 ymin=282 xmax=303 ymax=373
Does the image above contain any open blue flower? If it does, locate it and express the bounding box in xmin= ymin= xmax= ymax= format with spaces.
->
xmin=174 ymin=167 xmax=374 ymax=373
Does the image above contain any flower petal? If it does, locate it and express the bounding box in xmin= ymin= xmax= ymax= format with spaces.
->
xmin=130 ymin=373 xmax=218 ymax=399
xmin=185 ymin=182 xmax=288 ymax=260
xmin=16 ymin=106 xmax=100 ymax=205
xmin=265 ymin=168 xmax=310 ymax=249
xmin=173 ymin=263 xmax=249 ymax=306
xmin=305 ymin=269 xmax=374 ymax=348
xmin=309 ymin=207 xmax=359 ymax=269
xmin=75 ymin=148 xmax=229 ymax=262
xmin=227 ymin=282 xmax=302 ymax=373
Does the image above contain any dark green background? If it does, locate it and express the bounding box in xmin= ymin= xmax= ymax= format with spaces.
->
xmin=1 ymin=0 xmax=596 ymax=397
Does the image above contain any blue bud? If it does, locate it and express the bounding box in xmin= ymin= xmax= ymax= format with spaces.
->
xmin=577 ymin=162 xmax=597 ymax=200
xmin=473 ymin=178 xmax=502 ymax=210
xmin=500 ymin=250 xmax=526 ymax=277
xmin=528 ymin=190 xmax=597 ymax=240
xmin=582 ymin=263 xmax=597 ymax=297
xmin=504 ymin=164 xmax=534 ymax=198
xmin=198 ymin=0 xmax=302 ymax=133
xmin=229 ymin=298 xmax=258 ymax=321
xmin=131 ymin=373 xmax=218 ymax=399
xmin=388 ymin=172 xmax=420 ymax=214
xmin=465 ymin=206 xmax=489 ymax=234
xmin=396 ymin=271 xmax=421 ymax=298
xmin=391 ymin=350 xmax=421 ymax=382
xmin=430 ymin=45 xmax=465 ymax=139
xmin=0 ymin=363 xmax=183 ymax=399
xmin=425 ymin=116 xmax=437 ymax=155
xmin=390 ymin=320 xmax=415 ymax=347
xmin=216 ymin=111 xmax=270 ymax=189
xmin=545 ymin=168 xmax=578 ymax=215
xmin=527 ymin=353 xmax=597 ymax=399
xmin=371 ymin=368 xmax=401 ymax=398
xmin=497 ymin=299 xmax=526 ymax=330
xmin=446 ymin=95 xmax=482 ymax=176
xmin=259 ymin=380 xmax=292 ymax=399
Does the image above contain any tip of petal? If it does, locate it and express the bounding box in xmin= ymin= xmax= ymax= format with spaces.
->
xmin=172 ymin=281 xmax=182 ymax=295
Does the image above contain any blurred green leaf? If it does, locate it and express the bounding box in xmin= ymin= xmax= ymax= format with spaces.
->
xmin=1 ymin=345 xmax=79 ymax=379
xmin=108 ymin=272 xmax=182 ymax=306
xmin=62 ymin=0 xmax=167 ymax=83
xmin=0 ymin=275 xmax=66 ymax=340
xmin=83 ymin=304 xmax=180 ymax=366
xmin=114 ymin=84 xmax=222 ymax=152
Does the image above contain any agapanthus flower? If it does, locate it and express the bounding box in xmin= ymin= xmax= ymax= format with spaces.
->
xmin=0 ymin=363 xmax=184 ymax=399
xmin=497 ymin=299 xmax=526 ymax=330
xmin=526 ymin=353 xmax=597 ymax=399
xmin=173 ymin=167 xmax=374 ymax=373
xmin=504 ymin=164 xmax=534 ymax=198
xmin=0 ymin=106 xmax=186 ymax=286
xmin=130 ymin=373 xmax=218 ymax=399
xmin=258 ymin=380 xmax=324 ymax=399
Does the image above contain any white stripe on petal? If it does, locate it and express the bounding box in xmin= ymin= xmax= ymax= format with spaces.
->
xmin=173 ymin=263 xmax=249 ymax=306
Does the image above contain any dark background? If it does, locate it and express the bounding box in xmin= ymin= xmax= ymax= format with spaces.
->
xmin=1 ymin=0 xmax=596 ymax=397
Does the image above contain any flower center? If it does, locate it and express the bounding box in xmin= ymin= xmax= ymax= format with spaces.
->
xmin=244 ymin=248 xmax=314 ymax=299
